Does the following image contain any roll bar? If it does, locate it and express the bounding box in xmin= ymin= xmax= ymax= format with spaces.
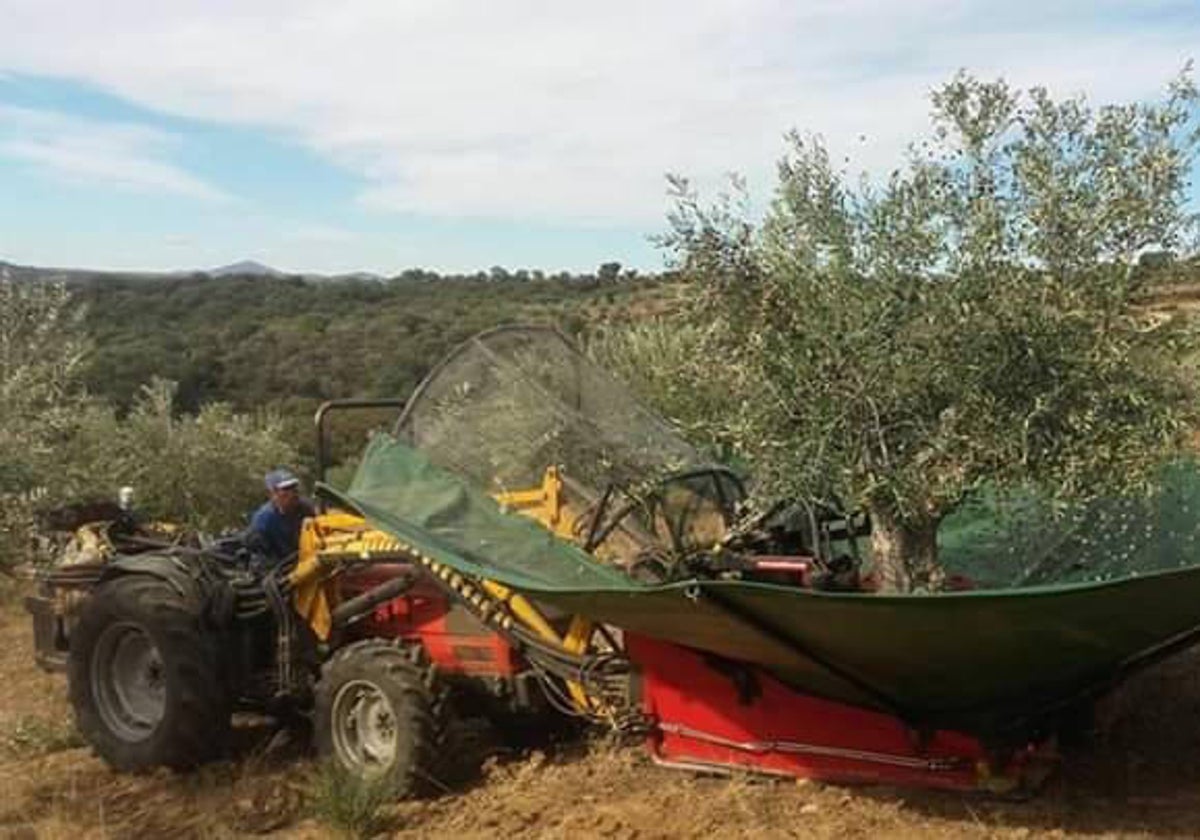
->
xmin=313 ymin=399 xmax=407 ymax=484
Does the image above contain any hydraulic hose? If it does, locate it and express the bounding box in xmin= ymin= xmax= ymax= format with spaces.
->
xmin=330 ymin=572 xmax=416 ymax=628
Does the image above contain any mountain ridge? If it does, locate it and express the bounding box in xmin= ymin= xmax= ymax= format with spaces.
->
xmin=0 ymin=258 xmax=385 ymax=282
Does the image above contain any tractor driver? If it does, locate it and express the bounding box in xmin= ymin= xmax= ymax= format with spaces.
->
xmin=248 ymin=468 xmax=315 ymax=565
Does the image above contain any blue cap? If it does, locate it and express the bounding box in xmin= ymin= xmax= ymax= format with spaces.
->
xmin=265 ymin=468 xmax=300 ymax=492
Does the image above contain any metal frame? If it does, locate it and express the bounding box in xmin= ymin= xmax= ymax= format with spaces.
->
xmin=314 ymin=398 xmax=408 ymax=484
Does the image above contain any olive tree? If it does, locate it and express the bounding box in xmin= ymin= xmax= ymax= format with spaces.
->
xmin=61 ymin=379 xmax=300 ymax=533
xmin=0 ymin=269 xmax=91 ymax=569
xmin=615 ymin=71 xmax=1200 ymax=591
xmin=0 ymin=269 xmax=299 ymax=572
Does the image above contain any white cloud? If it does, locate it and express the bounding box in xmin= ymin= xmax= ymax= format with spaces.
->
xmin=0 ymin=105 xmax=229 ymax=201
xmin=0 ymin=1 xmax=1196 ymax=224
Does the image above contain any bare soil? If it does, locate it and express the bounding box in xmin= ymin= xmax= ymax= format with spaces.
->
xmin=5 ymin=588 xmax=1200 ymax=839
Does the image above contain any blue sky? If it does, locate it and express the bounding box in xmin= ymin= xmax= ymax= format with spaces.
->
xmin=1 ymin=1 xmax=1198 ymax=275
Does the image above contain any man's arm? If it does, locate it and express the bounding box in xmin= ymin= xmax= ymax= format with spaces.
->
xmin=248 ymin=504 xmax=269 ymax=535
xmin=247 ymin=504 xmax=278 ymax=558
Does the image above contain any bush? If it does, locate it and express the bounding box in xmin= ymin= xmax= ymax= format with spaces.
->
xmin=59 ymin=379 xmax=300 ymax=533
xmin=0 ymin=715 xmax=83 ymax=759
xmin=306 ymin=762 xmax=394 ymax=839
xmin=0 ymin=268 xmax=300 ymax=572
xmin=0 ymin=269 xmax=90 ymax=571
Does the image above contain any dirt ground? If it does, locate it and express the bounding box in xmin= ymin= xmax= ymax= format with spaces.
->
xmin=6 ymin=588 xmax=1200 ymax=839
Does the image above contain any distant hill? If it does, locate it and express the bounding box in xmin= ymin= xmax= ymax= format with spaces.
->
xmin=0 ymin=259 xmax=179 ymax=283
xmin=210 ymin=260 xmax=282 ymax=277
xmin=332 ymin=271 xmax=386 ymax=282
xmin=2 ymin=258 xmax=390 ymax=283
xmin=207 ymin=262 xmax=387 ymax=281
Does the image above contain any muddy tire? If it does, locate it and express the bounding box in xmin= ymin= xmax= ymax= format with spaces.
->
xmin=68 ymin=574 xmax=230 ymax=771
xmin=314 ymin=640 xmax=448 ymax=798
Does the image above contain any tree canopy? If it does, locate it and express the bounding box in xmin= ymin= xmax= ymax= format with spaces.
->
xmin=604 ymin=70 xmax=1200 ymax=591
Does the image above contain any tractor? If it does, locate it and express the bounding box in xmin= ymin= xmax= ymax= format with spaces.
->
xmin=25 ymin=404 xmax=620 ymax=793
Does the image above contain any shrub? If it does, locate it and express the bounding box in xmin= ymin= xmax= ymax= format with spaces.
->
xmin=61 ymin=379 xmax=299 ymax=533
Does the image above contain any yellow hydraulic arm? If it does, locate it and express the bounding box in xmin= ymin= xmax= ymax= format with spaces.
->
xmin=288 ymin=466 xmax=601 ymax=713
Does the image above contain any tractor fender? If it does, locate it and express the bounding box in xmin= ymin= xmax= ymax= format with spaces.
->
xmin=99 ymin=553 xmax=198 ymax=597
xmin=97 ymin=553 xmax=235 ymax=627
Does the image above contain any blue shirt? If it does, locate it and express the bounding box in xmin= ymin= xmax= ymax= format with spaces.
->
xmin=249 ymin=499 xmax=315 ymax=561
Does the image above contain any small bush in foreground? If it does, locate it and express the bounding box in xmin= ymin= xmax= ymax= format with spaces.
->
xmin=0 ymin=715 xmax=83 ymax=759
xmin=306 ymin=762 xmax=395 ymax=839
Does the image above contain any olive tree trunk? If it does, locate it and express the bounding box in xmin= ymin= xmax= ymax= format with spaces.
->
xmin=869 ymin=508 xmax=942 ymax=593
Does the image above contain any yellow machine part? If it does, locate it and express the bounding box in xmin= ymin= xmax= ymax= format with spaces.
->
xmin=289 ymin=512 xmax=410 ymax=641
xmin=493 ymin=466 xmax=579 ymax=541
xmin=289 ymin=465 xmax=600 ymax=713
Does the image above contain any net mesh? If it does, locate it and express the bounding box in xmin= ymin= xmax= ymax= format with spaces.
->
xmin=395 ymin=326 xmax=706 ymax=501
xmin=939 ymin=461 xmax=1200 ymax=588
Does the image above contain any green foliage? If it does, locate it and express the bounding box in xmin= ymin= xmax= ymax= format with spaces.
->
xmin=588 ymin=320 xmax=747 ymax=461
xmin=306 ymin=762 xmax=394 ymax=839
xmin=0 ymin=266 xmax=300 ymax=572
xmin=0 ymin=272 xmax=88 ymax=420
xmin=631 ymin=69 xmax=1200 ymax=589
xmin=0 ymin=268 xmax=91 ymax=569
xmin=68 ymin=270 xmax=672 ymax=414
xmin=36 ymin=268 xmax=675 ymax=483
xmin=0 ymin=261 xmax=666 ymax=569
xmin=61 ymin=379 xmax=300 ymax=532
xmin=0 ymin=714 xmax=83 ymax=759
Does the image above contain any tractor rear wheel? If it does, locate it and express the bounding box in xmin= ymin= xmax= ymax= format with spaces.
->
xmin=314 ymin=640 xmax=448 ymax=798
xmin=68 ymin=574 xmax=230 ymax=771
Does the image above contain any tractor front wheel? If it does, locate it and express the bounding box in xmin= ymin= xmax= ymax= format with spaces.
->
xmin=314 ymin=640 xmax=448 ymax=798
